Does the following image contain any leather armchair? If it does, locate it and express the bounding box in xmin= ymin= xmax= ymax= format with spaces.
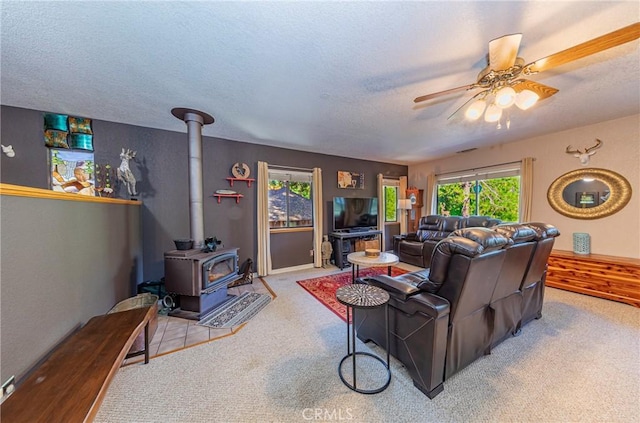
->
xmin=356 ymin=222 xmax=560 ymax=398
xmin=356 ymin=227 xmax=510 ymax=398
xmin=483 ymin=223 xmax=538 ymax=349
xmin=519 ymin=222 xmax=561 ymax=329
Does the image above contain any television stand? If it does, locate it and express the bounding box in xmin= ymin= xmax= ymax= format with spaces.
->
xmin=330 ymin=230 xmax=383 ymax=270
xmin=348 ymin=227 xmax=375 ymax=233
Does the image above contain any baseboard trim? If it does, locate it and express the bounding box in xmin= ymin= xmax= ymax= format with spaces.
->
xmin=270 ymin=263 xmax=315 ymax=275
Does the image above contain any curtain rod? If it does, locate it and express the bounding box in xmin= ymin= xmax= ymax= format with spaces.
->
xmin=435 ymin=159 xmax=534 ymax=178
xmin=268 ymin=164 xmax=314 ymax=172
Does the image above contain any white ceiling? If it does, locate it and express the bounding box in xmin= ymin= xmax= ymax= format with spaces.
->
xmin=1 ymin=1 xmax=638 ymax=165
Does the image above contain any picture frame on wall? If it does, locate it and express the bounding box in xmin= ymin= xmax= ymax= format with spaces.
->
xmin=50 ymin=149 xmax=96 ymax=196
xmin=337 ymin=170 xmax=364 ymax=189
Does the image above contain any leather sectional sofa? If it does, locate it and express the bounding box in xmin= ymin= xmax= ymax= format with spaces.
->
xmin=394 ymin=215 xmax=502 ymax=268
xmin=355 ymin=222 xmax=560 ymax=398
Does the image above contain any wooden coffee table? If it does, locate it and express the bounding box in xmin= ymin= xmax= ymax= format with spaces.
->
xmin=347 ymin=251 xmax=399 ymax=283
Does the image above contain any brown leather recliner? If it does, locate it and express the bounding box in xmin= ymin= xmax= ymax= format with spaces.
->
xmin=395 ymin=215 xmax=502 ymax=268
xmin=519 ymin=222 xmax=561 ymax=329
xmin=483 ymin=223 xmax=538 ymax=349
xmin=355 ymin=227 xmax=510 ymax=398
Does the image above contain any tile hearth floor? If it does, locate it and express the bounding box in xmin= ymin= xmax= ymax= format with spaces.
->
xmin=124 ymin=278 xmax=274 ymax=365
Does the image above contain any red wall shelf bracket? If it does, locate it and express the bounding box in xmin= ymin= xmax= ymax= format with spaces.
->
xmin=213 ymin=193 xmax=244 ymax=204
xmin=226 ymin=177 xmax=255 ymax=188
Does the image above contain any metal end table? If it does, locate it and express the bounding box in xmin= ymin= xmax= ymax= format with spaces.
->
xmin=336 ymin=284 xmax=391 ymax=394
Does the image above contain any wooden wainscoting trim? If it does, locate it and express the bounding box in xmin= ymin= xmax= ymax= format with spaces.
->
xmin=546 ymin=250 xmax=640 ymax=307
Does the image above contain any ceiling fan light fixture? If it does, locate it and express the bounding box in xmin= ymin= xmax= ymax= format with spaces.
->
xmin=515 ymin=89 xmax=540 ymax=110
xmin=484 ymin=103 xmax=502 ymax=122
xmin=465 ymin=99 xmax=487 ymax=120
xmin=495 ymin=86 xmax=516 ymax=108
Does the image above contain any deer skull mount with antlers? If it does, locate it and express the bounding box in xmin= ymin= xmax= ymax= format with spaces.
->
xmin=566 ymin=139 xmax=603 ymax=166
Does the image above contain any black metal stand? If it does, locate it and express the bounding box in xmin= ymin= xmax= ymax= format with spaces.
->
xmin=338 ymin=302 xmax=391 ymax=394
xmin=351 ymin=263 xmax=393 ymax=283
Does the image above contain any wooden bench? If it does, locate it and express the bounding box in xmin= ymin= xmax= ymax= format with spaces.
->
xmin=546 ymin=250 xmax=640 ymax=307
xmin=1 ymin=306 xmax=155 ymax=423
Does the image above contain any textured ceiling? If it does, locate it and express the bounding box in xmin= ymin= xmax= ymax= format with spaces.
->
xmin=1 ymin=1 xmax=638 ymax=165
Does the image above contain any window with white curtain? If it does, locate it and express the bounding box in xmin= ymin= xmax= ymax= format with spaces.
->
xmin=268 ymin=168 xmax=313 ymax=229
xmin=436 ymin=162 xmax=521 ymax=221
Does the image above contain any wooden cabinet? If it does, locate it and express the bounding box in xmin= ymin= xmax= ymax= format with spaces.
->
xmin=406 ymin=188 xmax=424 ymax=232
xmin=546 ymin=250 xmax=640 ymax=307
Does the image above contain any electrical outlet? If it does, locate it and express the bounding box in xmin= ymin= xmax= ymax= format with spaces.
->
xmin=309 ymin=249 xmax=314 ymax=257
xmin=2 ymin=375 xmax=15 ymax=399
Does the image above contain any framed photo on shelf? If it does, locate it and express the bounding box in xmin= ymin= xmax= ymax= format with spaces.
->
xmin=50 ymin=149 xmax=96 ymax=196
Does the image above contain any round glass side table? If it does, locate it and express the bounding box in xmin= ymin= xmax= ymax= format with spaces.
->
xmin=336 ymin=283 xmax=391 ymax=394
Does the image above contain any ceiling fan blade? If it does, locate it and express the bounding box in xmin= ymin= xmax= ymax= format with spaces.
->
xmin=525 ymin=22 xmax=640 ymax=74
xmin=512 ymin=79 xmax=559 ymax=100
xmin=489 ymin=33 xmax=523 ymax=70
xmin=414 ymin=84 xmax=477 ymax=103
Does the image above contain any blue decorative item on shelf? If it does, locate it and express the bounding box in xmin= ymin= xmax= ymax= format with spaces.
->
xmin=69 ymin=133 xmax=94 ymax=151
xmin=573 ymin=233 xmax=590 ymax=255
xmin=43 ymin=113 xmax=69 ymax=131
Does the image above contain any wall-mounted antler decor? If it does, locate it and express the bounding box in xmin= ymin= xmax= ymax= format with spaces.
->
xmin=565 ymin=138 xmax=602 ymax=166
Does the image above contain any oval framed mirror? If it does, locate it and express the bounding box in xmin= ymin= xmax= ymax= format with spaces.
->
xmin=547 ymin=168 xmax=632 ymax=219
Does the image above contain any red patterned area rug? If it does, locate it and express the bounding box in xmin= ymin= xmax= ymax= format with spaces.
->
xmin=297 ymin=266 xmax=408 ymax=322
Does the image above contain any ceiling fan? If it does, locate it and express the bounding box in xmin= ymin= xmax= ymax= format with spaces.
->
xmin=413 ymin=22 xmax=640 ymax=124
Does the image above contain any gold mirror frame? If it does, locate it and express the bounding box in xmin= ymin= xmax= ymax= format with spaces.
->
xmin=547 ymin=168 xmax=632 ymax=219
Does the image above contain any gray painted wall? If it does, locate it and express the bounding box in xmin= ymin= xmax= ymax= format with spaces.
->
xmin=0 ymin=195 xmax=141 ymax=382
xmin=270 ymin=230 xmax=314 ymax=269
xmin=1 ymin=105 xmax=407 ymax=281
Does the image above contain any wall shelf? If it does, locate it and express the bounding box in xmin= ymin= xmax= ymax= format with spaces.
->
xmin=213 ymin=193 xmax=244 ymax=204
xmin=0 ymin=183 xmax=140 ymax=205
xmin=226 ymin=177 xmax=255 ymax=188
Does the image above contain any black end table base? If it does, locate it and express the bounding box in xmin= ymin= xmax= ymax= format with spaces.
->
xmin=335 ymin=286 xmax=391 ymax=395
xmin=338 ymin=352 xmax=391 ymax=394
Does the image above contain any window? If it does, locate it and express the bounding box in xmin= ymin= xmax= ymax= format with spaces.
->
xmin=436 ymin=163 xmax=521 ymax=222
xmin=383 ymin=185 xmax=398 ymax=222
xmin=268 ymin=169 xmax=313 ymax=228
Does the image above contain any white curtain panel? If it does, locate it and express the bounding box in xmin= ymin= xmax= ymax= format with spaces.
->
xmin=377 ymin=173 xmax=385 ymax=250
xmin=520 ymin=157 xmax=534 ymax=222
xmin=399 ymin=176 xmax=408 ymax=233
xmin=425 ymin=172 xmax=436 ymax=215
xmin=256 ymin=161 xmax=271 ymax=276
xmin=312 ymin=167 xmax=323 ymax=268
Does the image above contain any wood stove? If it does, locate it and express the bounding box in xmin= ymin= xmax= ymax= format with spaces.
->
xmin=164 ymin=247 xmax=240 ymax=319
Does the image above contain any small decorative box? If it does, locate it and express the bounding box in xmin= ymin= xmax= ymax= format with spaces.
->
xmin=365 ymin=249 xmax=381 ymax=257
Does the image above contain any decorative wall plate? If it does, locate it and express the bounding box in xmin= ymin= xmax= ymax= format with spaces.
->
xmin=231 ymin=162 xmax=250 ymax=179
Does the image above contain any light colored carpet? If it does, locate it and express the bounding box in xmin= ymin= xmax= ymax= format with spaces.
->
xmin=96 ymin=265 xmax=640 ymax=423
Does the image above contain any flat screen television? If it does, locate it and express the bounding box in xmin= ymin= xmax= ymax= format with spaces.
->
xmin=333 ymin=197 xmax=378 ymax=231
